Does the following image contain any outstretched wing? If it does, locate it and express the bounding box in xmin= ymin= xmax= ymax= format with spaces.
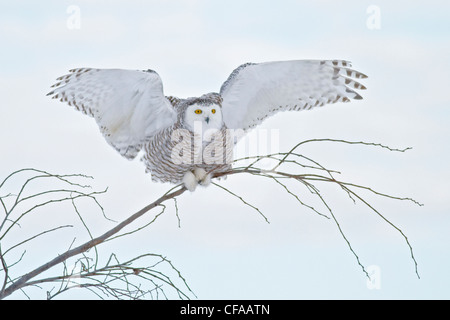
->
xmin=48 ymin=68 xmax=177 ymax=159
xmin=220 ymin=60 xmax=367 ymax=130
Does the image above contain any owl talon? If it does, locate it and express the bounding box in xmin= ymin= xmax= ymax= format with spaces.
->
xmin=182 ymin=169 xmax=212 ymax=192
xmin=182 ymin=171 xmax=198 ymax=192
xmin=199 ymin=173 xmax=211 ymax=187
xmin=193 ymin=168 xmax=207 ymax=180
xmin=194 ymin=168 xmax=211 ymax=187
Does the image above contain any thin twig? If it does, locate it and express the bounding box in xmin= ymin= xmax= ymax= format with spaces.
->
xmin=0 ymin=185 xmax=186 ymax=299
xmin=212 ymin=182 xmax=270 ymax=223
xmin=0 ymin=138 xmax=422 ymax=299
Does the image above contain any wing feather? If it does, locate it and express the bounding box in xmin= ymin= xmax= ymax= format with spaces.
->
xmin=48 ymin=68 xmax=177 ymax=159
xmin=220 ymin=60 xmax=367 ymax=130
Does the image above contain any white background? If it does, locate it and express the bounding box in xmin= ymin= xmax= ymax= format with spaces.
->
xmin=0 ymin=0 xmax=449 ymax=299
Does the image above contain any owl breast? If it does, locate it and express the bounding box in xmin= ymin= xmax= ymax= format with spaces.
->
xmin=142 ymin=124 xmax=233 ymax=184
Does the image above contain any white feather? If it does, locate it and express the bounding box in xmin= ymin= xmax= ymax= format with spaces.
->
xmin=48 ymin=68 xmax=177 ymax=159
xmin=220 ymin=60 xmax=367 ymax=131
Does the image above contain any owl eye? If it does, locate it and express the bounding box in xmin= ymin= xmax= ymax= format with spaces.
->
xmin=194 ymin=109 xmax=202 ymax=114
xmin=211 ymin=109 xmax=216 ymax=114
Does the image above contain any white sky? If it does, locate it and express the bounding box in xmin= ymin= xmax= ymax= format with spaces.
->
xmin=0 ymin=0 xmax=449 ymax=299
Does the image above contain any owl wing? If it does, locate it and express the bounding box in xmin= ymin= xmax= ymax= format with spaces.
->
xmin=48 ymin=68 xmax=177 ymax=159
xmin=220 ymin=60 xmax=367 ymax=131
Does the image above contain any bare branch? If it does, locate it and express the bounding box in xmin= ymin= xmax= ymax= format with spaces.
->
xmin=212 ymin=138 xmax=422 ymax=279
xmin=0 ymin=138 xmax=422 ymax=299
xmin=212 ymin=182 xmax=270 ymax=223
xmin=0 ymin=183 xmax=186 ymax=299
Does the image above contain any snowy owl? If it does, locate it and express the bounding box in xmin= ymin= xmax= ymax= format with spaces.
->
xmin=48 ymin=60 xmax=367 ymax=191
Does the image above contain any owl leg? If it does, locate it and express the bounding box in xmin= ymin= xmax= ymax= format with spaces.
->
xmin=182 ymin=171 xmax=198 ymax=192
xmin=194 ymin=168 xmax=211 ymax=187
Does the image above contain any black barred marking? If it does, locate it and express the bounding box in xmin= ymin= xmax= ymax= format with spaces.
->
xmin=220 ymin=62 xmax=257 ymax=95
xmin=143 ymin=69 xmax=157 ymax=74
xmin=166 ymin=96 xmax=181 ymax=106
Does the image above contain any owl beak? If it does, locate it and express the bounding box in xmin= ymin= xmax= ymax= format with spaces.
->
xmin=205 ymin=116 xmax=210 ymax=124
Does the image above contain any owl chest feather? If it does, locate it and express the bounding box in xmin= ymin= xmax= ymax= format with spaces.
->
xmin=142 ymin=124 xmax=232 ymax=183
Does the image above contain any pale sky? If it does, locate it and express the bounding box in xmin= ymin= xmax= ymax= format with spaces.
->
xmin=1 ymin=0 xmax=449 ymax=299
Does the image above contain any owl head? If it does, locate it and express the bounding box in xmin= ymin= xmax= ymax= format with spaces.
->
xmin=181 ymin=93 xmax=224 ymax=135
